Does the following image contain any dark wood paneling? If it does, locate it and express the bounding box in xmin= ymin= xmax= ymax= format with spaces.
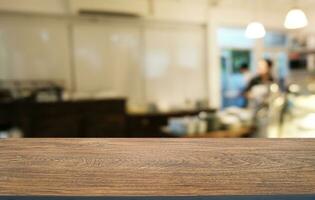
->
xmin=0 ymin=104 xmax=12 ymax=129
xmin=30 ymin=116 xmax=81 ymax=138
xmin=0 ymin=139 xmax=314 ymax=196
xmin=0 ymin=99 xmax=126 ymax=138
xmin=84 ymin=114 xmax=126 ymax=138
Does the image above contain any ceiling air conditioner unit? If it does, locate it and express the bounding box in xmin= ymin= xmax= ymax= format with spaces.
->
xmin=69 ymin=0 xmax=148 ymax=17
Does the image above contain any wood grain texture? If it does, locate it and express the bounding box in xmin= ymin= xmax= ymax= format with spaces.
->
xmin=0 ymin=139 xmax=315 ymax=196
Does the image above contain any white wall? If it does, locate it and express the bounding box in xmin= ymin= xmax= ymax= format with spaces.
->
xmin=144 ymin=24 xmax=207 ymax=110
xmin=0 ymin=14 xmax=207 ymax=109
xmin=73 ymin=20 xmax=144 ymax=105
xmin=0 ymin=16 xmax=72 ymax=89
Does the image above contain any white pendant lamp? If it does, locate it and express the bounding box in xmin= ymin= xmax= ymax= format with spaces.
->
xmin=245 ymin=1 xmax=266 ymax=39
xmin=245 ymin=22 xmax=266 ymax=39
xmin=284 ymin=8 xmax=308 ymax=29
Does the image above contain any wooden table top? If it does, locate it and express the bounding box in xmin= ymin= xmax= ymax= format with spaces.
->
xmin=0 ymin=139 xmax=315 ymax=196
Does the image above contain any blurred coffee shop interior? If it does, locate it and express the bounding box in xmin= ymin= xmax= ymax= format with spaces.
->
xmin=1 ymin=0 xmax=315 ymax=139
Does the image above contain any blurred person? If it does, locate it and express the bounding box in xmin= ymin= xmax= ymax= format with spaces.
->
xmin=240 ymin=62 xmax=252 ymax=84
xmin=239 ymin=63 xmax=252 ymax=107
xmin=243 ymin=59 xmax=275 ymax=107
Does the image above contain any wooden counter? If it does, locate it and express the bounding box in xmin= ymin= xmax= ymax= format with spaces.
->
xmin=0 ymin=139 xmax=315 ymax=196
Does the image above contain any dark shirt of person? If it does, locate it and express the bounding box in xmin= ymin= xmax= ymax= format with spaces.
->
xmin=244 ymin=75 xmax=274 ymax=94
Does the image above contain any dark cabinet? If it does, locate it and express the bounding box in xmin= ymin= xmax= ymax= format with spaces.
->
xmin=0 ymin=99 xmax=126 ymax=138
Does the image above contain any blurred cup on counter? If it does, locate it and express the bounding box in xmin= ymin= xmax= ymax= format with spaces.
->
xmin=217 ymin=111 xmax=242 ymax=131
xmin=197 ymin=120 xmax=208 ymax=135
xmin=168 ymin=116 xmax=204 ymax=137
xmin=198 ymin=112 xmax=209 ymax=134
xmin=9 ymin=128 xmax=23 ymax=138
xmin=289 ymin=84 xmax=301 ymax=94
xmin=0 ymin=131 xmax=9 ymax=139
xmin=168 ymin=117 xmax=188 ymax=136
xmin=186 ymin=117 xmax=196 ymax=136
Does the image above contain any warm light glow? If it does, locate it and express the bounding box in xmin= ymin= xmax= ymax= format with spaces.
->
xmin=245 ymin=22 xmax=266 ymax=39
xmin=284 ymin=9 xmax=308 ymax=29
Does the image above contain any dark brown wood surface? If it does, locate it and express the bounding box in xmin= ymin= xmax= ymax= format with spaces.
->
xmin=0 ymin=139 xmax=315 ymax=196
xmin=0 ymin=99 xmax=126 ymax=138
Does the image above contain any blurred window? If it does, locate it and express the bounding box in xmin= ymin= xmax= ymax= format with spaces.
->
xmin=217 ymin=27 xmax=254 ymax=49
xmin=264 ymin=31 xmax=288 ymax=48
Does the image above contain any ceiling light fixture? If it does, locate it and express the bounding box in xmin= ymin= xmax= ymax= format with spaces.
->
xmin=284 ymin=8 xmax=308 ymax=29
xmin=245 ymin=22 xmax=266 ymax=39
xmin=245 ymin=1 xmax=266 ymax=39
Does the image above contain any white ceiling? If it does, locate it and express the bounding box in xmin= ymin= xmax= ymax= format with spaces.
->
xmin=215 ymin=0 xmax=315 ymax=10
xmin=168 ymin=0 xmax=315 ymax=13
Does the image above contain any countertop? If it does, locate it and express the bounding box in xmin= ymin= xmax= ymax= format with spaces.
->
xmin=0 ymin=139 xmax=315 ymax=196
